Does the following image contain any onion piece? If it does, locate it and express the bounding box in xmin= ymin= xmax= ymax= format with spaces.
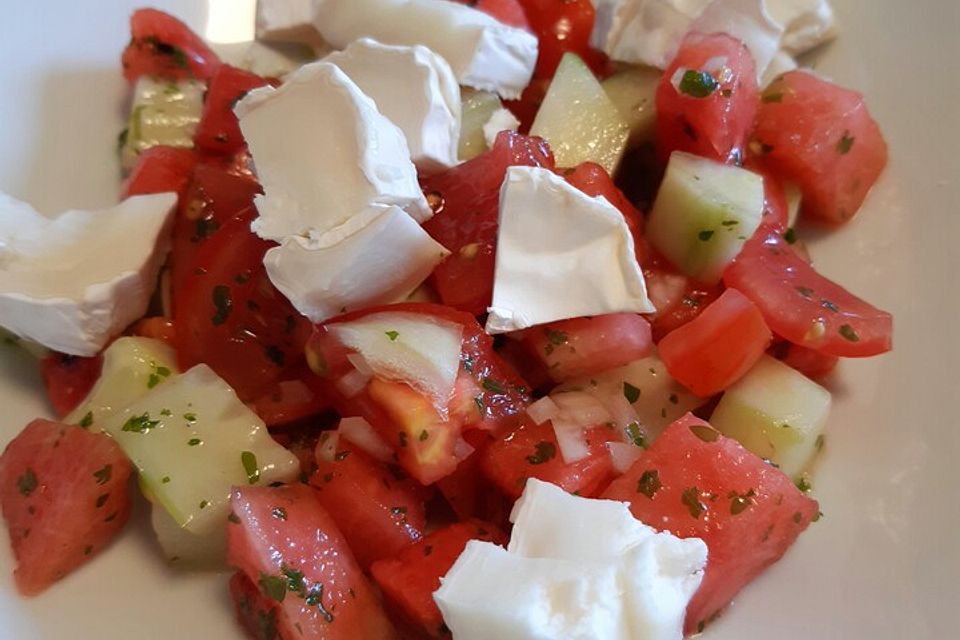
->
xmin=606 ymin=441 xmax=643 ymax=475
xmin=551 ymin=416 xmax=590 ymax=464
xmin=336 ymin=367 xmax=371 ymax=398
xmin=338 ymin=416 xmax=393 ymax=462
xmin=527 ymin=396 xmax=561 ymax=425
xmin=346 ymin=352 xmax=374 ymax=376
xmin=551 ymin=391 xmax=613 ymax=427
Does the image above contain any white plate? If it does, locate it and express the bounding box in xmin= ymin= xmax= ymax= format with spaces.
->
xmin=0 ymin=1 xmax=957 ymax=638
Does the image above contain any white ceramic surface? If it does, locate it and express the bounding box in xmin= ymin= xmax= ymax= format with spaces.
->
xmin=0 ymin=1 xmax=957 ymax=638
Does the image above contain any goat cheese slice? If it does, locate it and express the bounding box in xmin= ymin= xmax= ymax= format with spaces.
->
xmin=766 ymin=0 xmax=837 ymax=55
xmin=590 ymin=0 xmax=711 ymax=69
xmin=690 ymin=0 xmax=784 ymax=75
xmin=263 ymin=205 xmax=449 ymax=323
xmin=255 ymin=0 xmax=329 ymax=50
xmin=0 ymin=192 xmax=176 ymax=356
xmin=313 ymin=0 xmax=538 ymax=99
xmin=324 ymin=38 xmax=461 ymax=173
xmin=485 ymin=167 xmax=654 ymax=335
xmin=482 ymin=107 xmax=521 ymax=147
xmin=235 ymin=61 xmax=430 ymax=242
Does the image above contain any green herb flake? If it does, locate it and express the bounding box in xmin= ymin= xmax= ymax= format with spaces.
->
xmin=418 ymin=429 xmax=429 ymax=442
xmin=93 ymin=464 xmax=112 ymax=486
xmin=625 ymin=422 xmax=647 ymax=448
xmin=241 ymin=451 xmax=261 ymax=484
xmin=544 ymin=329 xmax=569 ymax=355
xmin=783 ymin=227 xmax=797 ymax=244
xmin=837 ymin=131 xmax=855 ymax=155
xmin=482 ymin=377 xmax=506 ymax=394
xmin=160 ymin=408 xmax=172 ymax=417
xmin=17 ymin=468 xmax=38 ymax=497
xmin=187 ymin=438 xmax=202 ymax=447
xmin=211 ymin=285 xmax=232 ymax=326
xmin=678 ymin=69 xmax=719 ymax=98
xmin=161 ymin=476 xmax=171 ymax=484
xmin=384 ymin=330 xmax=399 ymax=341
xmin=199 ymin=500 xmax=209 ymax=510
xmin=698 ymin=229 xmax=715 ymax=241
xmin=525 ymin=441 xmax=556 ymax=465
xmin=259 ymin=574 xmax=287 ymax=603
xmin=474 ymin=395 xmax=485 ymax=414
xmin=792 ymin=511 xmax=803 ymax=524
xmin=83 ymin=545 xmax=93 ymax=556
xmin=636 ymin=469 xmax=662 ymax=499
xmin=272 ymin=507 xmax=288 ymax=521
xmin=228 ymin=512 xmax=241 ymax=524
xmin=79 ymin=411 xmax=94 ymax=428
xmin=762 ymin=92 xmax=784 ymax=103
xmin=795 ymin=475 xmax=813 ymax=493
xmin=122 ymin=412 xmax=159 ymax=434
xmin=820 ymin=298 xmax=840 ymax=313
xmin=815 ymin=434 xmax=826 ymax=452
xmin=622 ymin=381 xmax=641 ymax=404
xmin=183 ymin=412 xmax=197 ymax=423
xmin=668 ymin=393 xmax=679 ymax=405
xmin=681 ymin=487 xmax=707 ymax=519
xmin=689 ymin=424 xmax=719 ymax=443
xmin=95 ymin=493 xmax=110 ymax=508
xmin=721 ymin=219 xmax=739 ymax=227
xmin=838 ymin=324 xmax=860 ymax=342
xmin=796 ymin=286 xmax=814 ymax=299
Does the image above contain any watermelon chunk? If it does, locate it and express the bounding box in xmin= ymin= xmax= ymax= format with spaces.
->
xmin=0 ymin=419 xmax=133 ymax=594
xmin=229 ymin=571 xmax=282 ymax=640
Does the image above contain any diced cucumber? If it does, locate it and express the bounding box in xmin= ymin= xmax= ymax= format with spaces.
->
xmin=709 ymin=355 xmax=831 ymax=480
xmin=785 ymin=181 xmax=802 ymax=228
xmin=530 ymin=53 xmax=630 ymax=174
xmin=558 ymin=353 xmax=704 ymax=446
xmin=647 ymin=152 xmax=764 ymax=284
xmin=99 ymin=364 xmax=299 ymax=533
xmin=600 ymin=66 xmax=661 ymax=146
xmin=120 ymin=77 xmax=205 ymax=172
xmin=150 ymin=502 xmax=226 ymax=569
xmin=459 ymin=88 xmax=503 ymax=161
xmin=64 ymin=337 xmax=178 ymax=428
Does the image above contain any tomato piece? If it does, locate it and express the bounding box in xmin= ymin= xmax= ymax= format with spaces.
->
xmin=724 ymin=231 xmax=893 ymax=357
xmin=308 ymin=443 xmax=425 ymax=569
xmin=131 ymin=317 xmax=177 ymax=346
xmin=601 ymin=414 xmax=819 ymax=632
xmin=642 ymin=249 xmax=725 ymax=343
xmin=250 ymin=371 xmax=332 ymax=429
xmin=752 ymin=70 xmax=888 ymax=224
xmin=228 ymin=571 xmax=282 ymax=640
xmin=481 ymin=418 xmax=617 ymax=499
xmin=39 ymin=353 xmax=104 ymax=418
xmin=656 ymin=32 xmax=758 ymax=164
xmin=120 ymin=145 xmax=197 ymax=200
xmin=0 ymin=420 xmax=133 ymax=595
xmin=504 ymin=77 xmax=551 ymax=133
xmin=121 ymin=8 xmax=221 ymax=83
xmin=172 ymin=208 xmax=312 ymax=401
xmin=658 ymin=289 xmax=772 ymax=397
xmin=520 ymin=313 xmax=654 ymax=382
xmin=421 ymin=132 xmax=554 ymax=315
xmin=452 ymin=0 xmax=530 ymax=28
xmin=563 ymin=161 xmax=645 ymax=251
xmin=516 ymin=0 xmax=608 ymax=79
xmin=770 ymin=341 xmax=839 ymax=380
xmin=227 ymin=484 xmax=397 ymax=639
xmin=370 ymin=520 xmax=506 ymax=639
xmin=195 ymin=65 xmax=272 ymax=156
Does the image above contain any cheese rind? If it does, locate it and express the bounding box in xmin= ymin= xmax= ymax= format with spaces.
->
xmin=0 ymin=192 xmax=176 ymax=356
xmin=485 ymin=167 xmax=654 ymax=334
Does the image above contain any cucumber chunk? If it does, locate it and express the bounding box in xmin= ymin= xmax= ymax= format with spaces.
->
xmin=459 ymin=88 xmax=503 ymax=161
xmin=709 ymin=355 xmax=831 ymax=480
xmin=647 ymin=152 xmax=764 ymax=284
xmin=150 ymin=502 xmax=226 ymax=569
xmin=601 ymin=66 xmax=661 ymax=146
xmin=120 ymin=77 xmax=205 ymax=172
xmin=530 ymin=53 xmax=629 ymax=174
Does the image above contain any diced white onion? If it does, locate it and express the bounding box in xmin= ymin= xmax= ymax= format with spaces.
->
xmin=527 ymin=396 xmax=561 ymax=425
xmin=552 ymin=416 xmax=590 ymax=464
xmin=336 ymin=367 xmax=371 ymax=398
xmin=703 ymin=56 xmax=729 ymax=74
xmin=315 ymin=431 xmax=339 ymax=462
xmin=551 ymin=391 xmax=613 ymax=427
xmin=606 ymin=392 xmax=640 ymax=432
xmin=606 ymin=441 xmax=643 ymax=475
xmin=346 ymin=352 xmax=374 ymax=376
xmin=338 ymin=416 xmax=393 ymax=462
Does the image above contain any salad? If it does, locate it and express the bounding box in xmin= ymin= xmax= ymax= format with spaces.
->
xmin=0 ymin=0 xmax=893 ymax=638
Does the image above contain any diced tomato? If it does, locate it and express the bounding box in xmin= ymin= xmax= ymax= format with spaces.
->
xmin=563 ymin=161 xmax=645 ymax=251
xmin=195 ymin=65 xmax=271 ymax=156
xmin=227 ymin=484 xmax=397 ymax=639
xmin=520 ymin=313 xmax=654 ymax=382
xmin=656 ymin=32 xmax=758 ymax=164
xmin=250 ymin=371 xmax=332 ymax=429
xmin=228 ymin=571 xmax=282 ymax=640
xmin=723 ymin=231 xmax=893 ymax=357
xmin=516 ymin=0 xmax=607 ymax=79
xmin=0 ymin=420 xmax=133 ymax=595
xmin=370 ymin=520 xmax=506 ymax=639
xmin=39 ymin=353 xmax=103 ymax=418
xmin=120 ymin=145 xmax=197 ymax=200
xmin=121 ymin=8 xmax=221 ymax=83
xmin=770 ymin=341 xmax=839 ymax=379
xmin=481 ymin=418 xmax=617 ymax=499
xmin=642 ymin=250 xmax=725 ymax=342
xmin=504 ymin=77 xmax=551 ymax=133
xmin=453 ymin=0 xmax=529 ymax=29
xmin=131 ymin=317 xmax=176 ymax=345
xmin=601 ymin=414 xmax=820 ymax=632
xmin=308 ymin=443 xmax=425 ymax=569
xmin=421 ymin=132 xmax=554 ymax=315
xmin=173 ymin=208 xmax=312 ymax=401
xmin=752 ymin=70 xmax=888 ymax=224
xmin=658 ymin=289 xmax=772 ymax=397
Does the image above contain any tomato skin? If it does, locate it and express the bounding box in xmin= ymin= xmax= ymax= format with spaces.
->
xmin=194 ymin=65 xmax=271 ymax=156
xmin=724 ymin=231 xmax=893 ymax=357
xmin=39 ymin=353 xmax=104 ymax=418
xmin=656 ymin=32 xmax=758 ymax=164
xmin=421 ymin=132 xmax=555 ymax=315
xmin=120 ymin=145 xmax=197 ymax=200
xmin=658 ymin=288 xmax=772 ymax=397
xmin=0 ymin=420 xmax=133 ymax=595
xmin=453 ymin=0 xmax=530 ymax=28
xmin=521 ymin=313 xmax=654 ymax=382
xmin=601 ymin=414 xmax=819 ymax=633
xmin=752 ymin=70 xmax=888 ymax=225
xmin=121 ymin=8 xmax=221 ymax=83
xmin=481 ymin=418 xmax=618 ymax=499
xmin=516 ymin=0 xmax=608 ymax=79
xmin=370 ymin=520 xmax=507 ymax=639
xmin=227 ymin=484 xmax=398 ymax=639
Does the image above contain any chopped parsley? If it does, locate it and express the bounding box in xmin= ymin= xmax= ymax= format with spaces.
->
xmin=211 ymin=285 xmax=232 ymax=326
xmin=93 ymin=464 xmax=112 ymax=486
xmin=147 ymin=363 xmax=172 ymax=389
xmin=698 ymin=229 xmax=715 ymax=241
xmin=678 ymin=69 xmax=719 ymax=98
xmin=525 ymin=441 xmax=556 ymax=465
xmin=187 ymin=438 xmax=202 ymax=447
xmin=681 ymin=487 xmax=707 ymax=519
xmin=95 ymin=493 xmax=110 ymax=508
xmin=183 ymin=412 xmax=197 ymax=423
xmin=622 ymin=381 xmax=641 ymax=404
xmin=689 ymin=424 xmax=719 ymax=443
xmin=17 ymin=468 xmax=37 ymax=497
xmin=419 ymin=429 xmax=429 ymax=442
xmin=544 ymin=329 xmax=569 ymax=355
xmin=79 ymin=411 xmax=94 ymax=428
xmin=384 ymin=330 xmax=400 ymax=341
xmin=837 ymin=131 xmax=855 ymax=154
xmin=783 ymin=227 xmax=797 ymax=244
xmin=482 ymin=377 xmax=506 ymax=394
xmin=122 ymin=412 xmax=159 ymax=433
xmin=272 ymin=507 xmax=288 ymax=521
xmin=838 ymin=324 xmax=860 ymax=342
xmin=241 ymin=451 xmax=260 ymax=485
xmin=625 ymin=422 xmax=647 ymax=448
xmin=636 ymin=470 xmax=661 ymax=499
xmin=761 ymin=92 xmax=784 ymax=103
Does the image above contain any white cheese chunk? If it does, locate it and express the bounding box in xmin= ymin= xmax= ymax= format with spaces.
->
xmin=241 ymin=41 xmax=321 ymax=79
xmin=235 ymin=61 xmax=430 ymax=242
xmin=324 ymin=38 xmax=461 ymax=173
xmin=482 ymin=107 xmax=522 ymax=148
xmin=760 ymin=48 xmax=798 ymax=87
xmin=313 ymin=0 xmax=538 ymax=99
xmin=0 ymin=192 xmax=176 ymax=356
xmin=255 ymin=0 xmax=330 ymax=50
xmin=766 ymin=0 xmax=836 ymax=55
xmin=485 ymin=167 xmax=654 ymax=335
xmin=264 ymin=205 xmax=448 ymax=323
xmin=690 ymin=0 xmax=784 ymax=75
xmin=327 ymin=310 xmax=463 ymax=411
xmin=434 ymin=479 xmax=708 ymax=640
xmin=590 ymin=0 xmax=711 ymax=69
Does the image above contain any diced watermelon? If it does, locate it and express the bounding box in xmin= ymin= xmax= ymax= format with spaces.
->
xmin=121 ymin=8 xmax=222 ymax=83
xmin=195 ymin=65 xmax=272 ymax=156
xmin=227 ymin=484 xmax=397 ymax=639
xmin=601 ymin=413 xmax=820 ymax=632
xmin=120 ymin=145 xmax=198 ymax=200
xmin=38 ymin=352 xmax=104 ymax=418
xmin=229 ymin=571 xmax=283 ymax=640
xmin=370 ymin=520 xmax=506 ymax=639
xmin=0 ymin=419 xmax=133 ymax=595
